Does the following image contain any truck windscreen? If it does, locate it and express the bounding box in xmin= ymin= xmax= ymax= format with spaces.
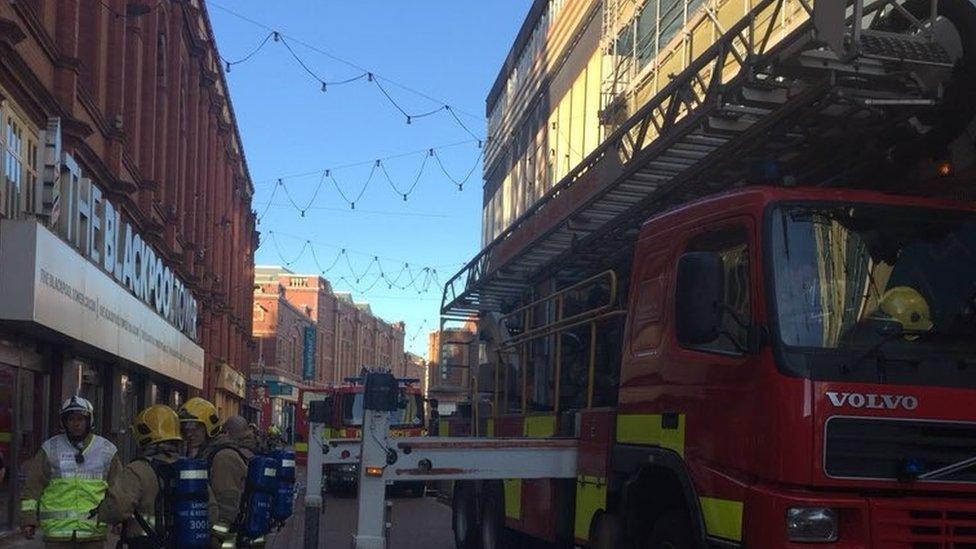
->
xmin=769 ymin=203 xmax=976 ymax=385
xmin=342 ymin=391 xmax=424 ymax=428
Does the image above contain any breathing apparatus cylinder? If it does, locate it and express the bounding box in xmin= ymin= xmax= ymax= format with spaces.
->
xmin=272 ymin=449 xmax=296 ymax=523
xmin=172 ymin=458 xmax=210 ymax=548
xmin=237 ymin=455 xmax=277 ymax=540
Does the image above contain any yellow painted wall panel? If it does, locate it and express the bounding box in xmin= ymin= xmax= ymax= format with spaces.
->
xmin=584 ymin=50 xmax=602 ymax=156
xmin=570 ymin=70 xmax=587 ymax=168
xmin=717 ymin=0 xmax=748 ymax=33
xmin=658 ymin=50 xmax=684 ymax=85
xmin=690 ymin=18 xmax=714 ymax=61
xmin=547 ymin=109 xmax=560 ymax=189
xmin=557 ymin=91 xmax=573 ymax=181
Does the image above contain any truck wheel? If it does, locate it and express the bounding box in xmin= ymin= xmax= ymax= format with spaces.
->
xmin=408 ymin=481 xmax=426 ymax=498
xmin=645 ymin=510 xmax=694 ymax=549
xmin=480 ymin=486 xmax=508 ymax=549
xmin=590 ymin=511 xmax=622 ymax=549
xmin=452 ymin=482 xmax=480 ymax=549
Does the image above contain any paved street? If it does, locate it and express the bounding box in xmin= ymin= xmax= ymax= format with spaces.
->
xmin=0 ymin=489 xmax=455 ymax=549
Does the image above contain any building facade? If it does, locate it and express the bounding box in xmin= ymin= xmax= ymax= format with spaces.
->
xmin=427 ymin=327 xmax=476 ymax=415
xmin=482 ymin=0 xmax=745 ymax=243
xmin=254 ymin=266 xmax=406 ymax=385
xmin=251 ymin=279 xmax=314 ymax=432
xmin=0 ymin=0 xmax=255 ymax=532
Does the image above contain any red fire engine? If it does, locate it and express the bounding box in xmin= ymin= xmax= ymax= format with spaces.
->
xmin=296 ymin=379 xmax=425 ymax=492
xmin=427 ymin=0 xmax=976 ymax=546
xmin=303 ymin=0 xmax=976 ymax=546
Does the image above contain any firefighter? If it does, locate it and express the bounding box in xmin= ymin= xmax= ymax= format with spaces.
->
xmin=265 ymin=424 xmax=286 ymax=452
xmin=222 ymin=416 xmax=260 ymax=454
xmin=18 ymin=396 xmax=122 ymax=548
xmin=178 ymin=398 xmax=255 ymax=548
xmin=97 ymin=404 xmax=218 ymax=548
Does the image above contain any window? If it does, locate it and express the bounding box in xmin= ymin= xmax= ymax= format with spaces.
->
xmin=4 ymin=116 xmax=23 ymax=218
xmin=290 ymin=335 xmax=297 ymax=373
xmin=1 ymin=108 xmax=38 ymax=220
xmin=683 ymin=226 xmax=751 ymax=354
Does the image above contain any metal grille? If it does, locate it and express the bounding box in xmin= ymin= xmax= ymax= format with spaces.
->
xmin=825 ymin=417 xmax=976 ymax=482
xmin=872 ymin=499 xmax=976 ymax=548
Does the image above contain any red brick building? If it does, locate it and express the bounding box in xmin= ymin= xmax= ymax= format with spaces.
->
xmin=0 ymin=0 xmax=255 ymax=530
xmin=251 ymin=279 xmax=313 ymax=431
xmin=427 ymin=326 xmax=477 ymax=414
xmin=253 ymin=266 xmax=406 ymax=389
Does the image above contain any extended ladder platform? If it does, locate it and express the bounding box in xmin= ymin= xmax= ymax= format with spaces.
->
xmin=441 ymin=0 xmax=960 ymax=318
xmin=303 ymin=373 xmax=579 ymax=549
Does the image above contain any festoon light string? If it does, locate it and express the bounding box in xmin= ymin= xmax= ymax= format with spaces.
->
xmin=264 ymin=231 xmax=443 ymax=295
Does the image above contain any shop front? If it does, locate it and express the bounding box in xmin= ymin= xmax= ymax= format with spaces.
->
xmin=0 ymin=166 xmax=204 ymax=530
xmin=215 ymin=362 xmax=247 ymax=418
xmin=247 ymin=375 xmax=298 ymax=439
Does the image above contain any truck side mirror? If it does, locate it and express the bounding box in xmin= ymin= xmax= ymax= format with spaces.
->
xmin=675 ymin=251 xmax=724 ymax=346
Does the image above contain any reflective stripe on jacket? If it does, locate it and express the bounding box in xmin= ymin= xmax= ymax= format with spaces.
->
xmin=38 ymin=434 xmax=117 ymax=540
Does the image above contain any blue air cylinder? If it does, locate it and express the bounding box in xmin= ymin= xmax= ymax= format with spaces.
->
xmin=272 ymin=449 xmax=296 ymax=523
xmin=173 ymin=458 xmax=210 ymax=548
xmin=238 ymin=455 xmax=277 ymax=540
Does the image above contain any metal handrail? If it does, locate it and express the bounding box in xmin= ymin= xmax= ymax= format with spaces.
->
xmin=500 ymin=270 xmax=618 ymax=330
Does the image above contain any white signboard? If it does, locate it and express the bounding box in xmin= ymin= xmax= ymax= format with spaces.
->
xmin=55 ymin=153 xmax=198 ymax=341
xmin=0 ymin=219 xmax=204 ymax=388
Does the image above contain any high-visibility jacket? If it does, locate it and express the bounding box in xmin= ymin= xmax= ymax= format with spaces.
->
xmin=19 ymin=434 xmax=121 ymax=541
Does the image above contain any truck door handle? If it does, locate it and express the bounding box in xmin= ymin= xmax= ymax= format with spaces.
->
xmin=661 ymin=411 xmax=679 ymax=430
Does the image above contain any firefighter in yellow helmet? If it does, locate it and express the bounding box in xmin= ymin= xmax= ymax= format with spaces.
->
xmin=875 ymin=286 xmax=934 ymax=337
xmin=97 ymin=405 xmax=217 ymax=548
xmin=18 ymin=396 xmax=122 ymax=548
xmin=178 ymin=397 xmax=256 ymax=548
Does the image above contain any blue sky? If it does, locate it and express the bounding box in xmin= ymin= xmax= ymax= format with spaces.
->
xmin=208 ymin=1 xmax=531 ymax=357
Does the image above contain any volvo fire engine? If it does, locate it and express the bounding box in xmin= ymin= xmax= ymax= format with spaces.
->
xmin=305 ymin=0 xmax=976 ymax=546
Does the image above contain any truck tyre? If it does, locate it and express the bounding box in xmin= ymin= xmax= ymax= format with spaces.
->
xmin=590 ymin=511 xmax=622 ymax=549
xmin=452 ymin=482 xmax=480 ymax=549
xmin=479 ymin=486 xmax=506 ymax=549
xmin=645 ymin=510 xmax=694 ymax=549
xmin=408 ymin=481 xmax=426 ymax=498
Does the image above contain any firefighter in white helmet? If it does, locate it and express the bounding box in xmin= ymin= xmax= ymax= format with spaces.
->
xmin=18 ymin=396 xmax=122 ymax=548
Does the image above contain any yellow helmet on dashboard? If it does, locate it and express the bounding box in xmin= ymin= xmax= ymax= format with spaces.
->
xmin=133 ymin=405 xmax=182 ymax=446
xmin=177 ymin=397 xmax=222 ymax=437
xmin=876 ymin=286 xmax=933 ymax=333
